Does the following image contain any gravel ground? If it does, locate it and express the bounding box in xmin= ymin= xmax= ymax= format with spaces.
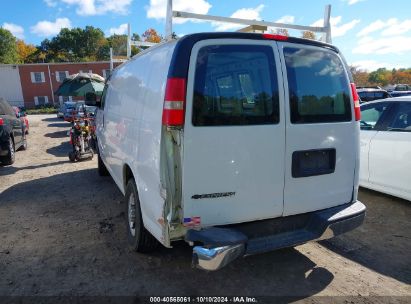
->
xmin=0 ymin=114 xmax=410 ymax=303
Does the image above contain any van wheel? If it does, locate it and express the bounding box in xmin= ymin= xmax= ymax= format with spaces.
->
xmin=97 ymin=154 xmax=109 ymax=176
xmin=0 ymin=136 xmax=15 ymax=166
xmin=125 ymin=179 xmax=158 ymax=253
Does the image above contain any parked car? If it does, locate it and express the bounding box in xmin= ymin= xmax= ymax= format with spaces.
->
xmin=91 ymin=32 xmax=366 ymax=270
xmin=13 ymin=106 xmax=29 ymax=134
xmin=357 ymin=87 xmax=391 ymax=103
xmin=390 ymin=90 xmax=411 ymax=97
xmin=393 ymin=84 xmax=411 ymax=91
xmin=0 ymin=98 xmax=27 ymax=165
xmin=360 ymin=97 xmax=411 ymax=201
xmin=387 ymin=84 xmax=411 ymax=97
xmin=73 ymin=103 xmax=96 ymax=120
xmin=57 ymin=103 xmax=65 ymax=118
xmin=63 ymin=101 xmax=83 ymax=122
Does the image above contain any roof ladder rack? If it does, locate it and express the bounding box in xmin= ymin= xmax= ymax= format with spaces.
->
xmin=124 ymin=0 xmax=332 ymax=61
xmin=168 ymin=0 xmax=332 ymax=43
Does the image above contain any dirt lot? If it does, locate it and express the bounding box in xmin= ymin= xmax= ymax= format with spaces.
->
xmin=0 ymin=114 xmax=410 ymax=303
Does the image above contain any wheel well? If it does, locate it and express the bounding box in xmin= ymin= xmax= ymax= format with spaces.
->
xmin=123 ymin=164 xmax=134 ymax=191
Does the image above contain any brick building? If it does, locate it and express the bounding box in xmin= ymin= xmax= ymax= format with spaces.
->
xmin=0 ymin=61 xmax=120 ymax=108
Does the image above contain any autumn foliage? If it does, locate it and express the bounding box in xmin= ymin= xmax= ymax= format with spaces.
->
xmin=16 ymin=40 xmax=37 ymax=63
xmin=302 ymin=31 xmax=317 ymax=40
xmin=142 ymin=28 xmax=162 ymax=43
xmin=351 ymin=67 xmax=411 ymax=87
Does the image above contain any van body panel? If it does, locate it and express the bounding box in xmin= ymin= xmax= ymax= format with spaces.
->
xmin=97 ymin=42 xmax=177 ymax=244
xmin=277 ymin=42 xmax=358 ymax=215
xmin=134 ymin=43 xmax=177 ymax=242
xmin=182 ymin=39 xmax=286 ymax=226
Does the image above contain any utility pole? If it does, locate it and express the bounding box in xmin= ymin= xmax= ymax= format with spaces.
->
xmin=127 ymin=23 xmax=131 ymax=58
xmin=110 ymin=48 xmax=113 ymax=72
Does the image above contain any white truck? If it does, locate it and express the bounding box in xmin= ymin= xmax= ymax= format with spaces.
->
xmin=91 ymin=32 xmax=366 ymax=270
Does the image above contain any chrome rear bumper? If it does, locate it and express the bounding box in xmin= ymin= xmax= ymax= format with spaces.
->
xmin=187 ymin=201 xmax=366 ymax=271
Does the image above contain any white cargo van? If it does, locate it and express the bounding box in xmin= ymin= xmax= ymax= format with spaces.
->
xmin=92 ymin=32 xmax=366 ymax=270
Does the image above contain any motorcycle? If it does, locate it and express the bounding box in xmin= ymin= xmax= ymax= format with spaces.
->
xmin=68 ymin=114 xmax=95 ymax=162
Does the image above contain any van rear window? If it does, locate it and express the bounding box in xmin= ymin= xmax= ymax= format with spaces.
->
xmin=192 ymin=45 xmax=279 ymax=126
xmin=284 ymin=47 xmax=352 ymax=123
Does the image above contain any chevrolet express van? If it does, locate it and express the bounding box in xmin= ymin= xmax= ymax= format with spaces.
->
xmin=92 ymin=32 xmax=366 ymax=270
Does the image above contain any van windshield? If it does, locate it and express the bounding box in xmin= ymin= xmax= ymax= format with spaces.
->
xmin=284 ymin=47 xmax=352 ymax=123
xmin=192 ymin=44 xmax=280 ymax=126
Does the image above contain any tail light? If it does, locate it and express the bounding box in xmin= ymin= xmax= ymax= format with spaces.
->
xmin=0 ymin=118 xmax=3 ymax=126
xmin=162 ymin=77 xmax=186 ymax=126
xmin=262 ymin=33 xmax=288 ymax=41
xmin=350 ymin=83 xmax=361 ymax=121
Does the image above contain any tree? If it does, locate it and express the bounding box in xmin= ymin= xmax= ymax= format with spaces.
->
xmin=96 ymin=43 xmax=110 ymax=61
xmin=16 ymin=40 xmax=37 ymax=63
xmin=107 ymin=34 xmax=128 ymax=57
xmin=368 ymin=68 xmax=388 ymax=86
xmin=301 ymin=31 xmax=316 ymax=40
xmin=142 ymin=28 xmax=162 ymax=43
xmin=348 ymin=66 xmax=411 ymax=87
xmin=392 ymin=70 xmax=411 ymax=84
xmin=275 ymin=28 xmax=289 ymax=36
xmin=95 ymin=32 xmax=141 ymax=61
xmin=82 ymin=26 xmax=107 ymax=61
xmin=43 ymin=26 xmax=106 ymax=62
xmin=350 ymin=66 xmax=371 ymax=87
xmin=132 ymin=33 xmax=141 ymax=41
xmin=0 ymin=28 xmax=19 ymax=64
xmin=31 ymin=39 xmax=52 ymax=63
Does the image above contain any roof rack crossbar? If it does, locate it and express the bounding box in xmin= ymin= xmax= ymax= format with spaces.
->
xmin=172 ymin=11 xmax=326 ymax=34
xmin=130 ymin=41 xmax=158 ymax=47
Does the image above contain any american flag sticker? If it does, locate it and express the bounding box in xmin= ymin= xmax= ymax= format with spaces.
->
xmin=183 ymin=216 xmax=201 ymax=227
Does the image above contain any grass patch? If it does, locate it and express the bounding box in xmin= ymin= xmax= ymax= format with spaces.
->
xmin=26 ymin=105 xmax=58 ymax=115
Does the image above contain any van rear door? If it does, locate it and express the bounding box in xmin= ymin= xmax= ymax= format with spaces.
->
xmin=182 ymin=40 xmax=285 ymax=226
xmin=279 ymin=43 xmax=358 ymax=216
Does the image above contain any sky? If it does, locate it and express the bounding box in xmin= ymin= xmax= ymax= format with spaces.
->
xmin=1 ymin=0 xmax=410 ymax=71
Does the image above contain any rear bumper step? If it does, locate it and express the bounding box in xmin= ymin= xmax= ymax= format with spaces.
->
xmin=186 ymin=201 xmax=366 ymax=271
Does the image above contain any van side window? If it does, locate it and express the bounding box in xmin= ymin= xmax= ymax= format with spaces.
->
xmin=388 ymin=103 xmax=411 ymax=132
xmin=192 ymin=45 xmax=280 ymax=126
xmin=360 ymin=103 xmax=389 ymax=130
xmin=284 ymin=47 xmax=352 ymax=123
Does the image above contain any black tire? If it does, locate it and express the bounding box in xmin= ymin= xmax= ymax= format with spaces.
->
xmin=68 ymin=151 xmax=76 ymax=162
xmin=125 ymin=179 xmax=158 ymax=253
xmin=90 ymin=137 xmax=97 ymax=153
xmin=0 ymin=136 xmax=15 ymax=166
xmin=18 ymin=134 xmax=27 ymax=151
xmin=89 ymin=149 xmax=94 ymax=160
xmin=97 ymin=154 xmax=109 ymax=176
